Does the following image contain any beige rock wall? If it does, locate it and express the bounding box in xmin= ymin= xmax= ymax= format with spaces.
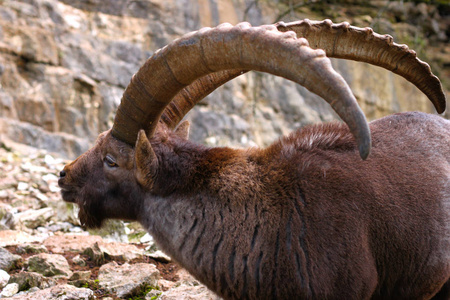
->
xmin=0 ymin=0 xmax=447 ymax=158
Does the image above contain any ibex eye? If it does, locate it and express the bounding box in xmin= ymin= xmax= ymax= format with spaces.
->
xmin=104 ymin=155 xmax=118 ymax=168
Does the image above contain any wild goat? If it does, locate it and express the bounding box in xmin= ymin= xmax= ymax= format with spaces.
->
xmin=58 ymin=20 xmax=449 ymax=299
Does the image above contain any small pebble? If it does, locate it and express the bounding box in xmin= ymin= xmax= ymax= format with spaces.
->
xmin=0 ymin=283 xmax=19 ymax=297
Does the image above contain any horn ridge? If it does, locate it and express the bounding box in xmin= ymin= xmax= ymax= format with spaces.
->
xmin=277 ymin=19 xmax=445 ymax=113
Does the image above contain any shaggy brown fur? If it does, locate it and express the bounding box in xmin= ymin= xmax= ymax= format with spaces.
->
xmin=59 ymin=112 xmax=450 ymax=299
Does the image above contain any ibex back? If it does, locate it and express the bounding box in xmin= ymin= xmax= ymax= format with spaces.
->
xmin=58 ymin=20 xmax=449 ymax=299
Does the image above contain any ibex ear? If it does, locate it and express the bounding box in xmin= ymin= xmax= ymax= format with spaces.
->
xmin=135 ymin=130 xmax=157 ymax=189
xmin=174 ymin=121 xmax=190 ymax=140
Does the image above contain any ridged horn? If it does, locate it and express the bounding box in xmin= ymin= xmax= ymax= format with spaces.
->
xmin=112 ymin=22 xmax=371 ymax=159
xmin=277 ymin=19 xmax=446 ymax=113
xmin=161 ymin=19 xmax=446 ymax=130
xmin=160 ymin=70 xmax=245 ymax=127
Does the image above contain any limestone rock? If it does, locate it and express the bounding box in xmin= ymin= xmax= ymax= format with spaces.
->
xmin=72 ymin=255 xmax=86 ymax=266
xmin=159 ymin=269 xmax=221 ymax=300
xmin=0 ymin=205 xmax=15 ymax=230
xmin=87 ymin=219 xmax=129 ymax=243
xmin=15 ymin=207 xmax=54 ymax=229
xmin=69 ymin=271 xmax=91 ymax=281
xmin=8 ymin=271 xmax=57 ymax=291
xmin=43 ymin=234 xmax=103 ymax=254
xmin=8 ymin=284 xmax=95 ymax=300
xmin=68 ymin=270 xmax=92 ymax=288
xmin=82 ymin=242 xmax=104 ymax=265
xmin=83 ymin=240 xmax=144 ymax=265
xmin=146 ymin=250 xmax=171 ymax=263
xmin=27 ymin=253 xmax=72 ymax=278
xmin=0 ymin=229 xmax=44 ymax=247
xmin=98 ymin=261 xmax=160 ymax=298
xmin=100 ymin=241 xmax=144 ymax=261
xmin=146 ymin=289 xmax=162 ymax=299
xmin=0 ymin=269 xmax=10 ymax=289
xmin=16 ymin=244 xmax=48 ymax=255
xmin=159 ymin=284 xmax=221 ymax=300
xmin=0 ymin=247 xmax=21 ymax=271
xmin=0 ymin=282 xmax=20 ymax=298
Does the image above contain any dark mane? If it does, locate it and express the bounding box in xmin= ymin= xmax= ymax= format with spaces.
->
xmin=261 ymin=122 xmax=356 ymax=162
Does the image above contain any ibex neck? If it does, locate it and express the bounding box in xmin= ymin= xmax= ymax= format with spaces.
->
xmin=138 ymin=145 xmax=272 ymax=298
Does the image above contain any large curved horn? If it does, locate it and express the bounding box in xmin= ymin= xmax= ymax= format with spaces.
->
xmin=112 ymin=22 xmax=372 ymax=159
xmin=278 ymin=19 xmax=446 ymax=113
xmin=160 ymin=70 xmax=245 ymax=126
xmin=161 ymin=19 xmax=446 ymax=130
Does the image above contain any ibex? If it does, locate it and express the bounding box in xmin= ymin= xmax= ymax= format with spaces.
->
xmin=58 ymin=20 xmax=449 ymax=299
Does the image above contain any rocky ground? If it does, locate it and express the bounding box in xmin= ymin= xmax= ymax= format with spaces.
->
xmin=0 ymin=140 xmax=220 ymax=299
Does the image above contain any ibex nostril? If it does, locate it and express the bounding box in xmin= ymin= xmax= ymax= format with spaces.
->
xmin=59 ymin=170 xmax=66 ymax=178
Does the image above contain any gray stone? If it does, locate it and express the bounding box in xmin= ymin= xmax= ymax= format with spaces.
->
xmin=140 ymin=232 xmax=154 ymax=244
xmin=52 ymin=202 xmax=82 ymax=227
xmin=146 ymin=289 xmax=162 ymax=299
xmin=0 ymin=7 xmax=16 ymax=23
xmin=8 ymin=284 xmax=95 ymax=300
xmin=69 ymin=271 xmax=91 ymax=281
xmin=0 ymin=230 xmax=43 ymax=247
xmin=16 ymin=244 xmax=48 ymax=255
xmin=0 ymin=176 xmax=17 ymax=190
xmin=87 ymin=219 xmax=129 ymax=243
xmin=27 ymin=253 xmax=72 ymax=278
xmin=146 ymin=250 xmax=171 ymax=263
xmin=159 ymin=269 xmax=222 ymax=300
xmin=0 ymin=282 xmax=20 ymax=298
xmin=46 ymin=221 xmax=75 ymax=232
xmin=0 ymin=247 xmax=21 ymax=271
xmin=159 ymin=284 xmax=221 ymax=300
xmin=98 ymin=261 xmax=160 ymax=298
xmin=101 ymin=241 xmax=144 ymax=261
xmin=0 ymin=269 xmax=10 ymax=289
xmin=8 ymin=271 xmax=57 ymax=291
xmin=82 ymin=242 xmax=104 ymax=265
xmin=83 ymin=240 xmax=144 ymax=265
xmin=72 ymin=255 xmax=86 ymax=267
xmin=14 ymin=286 xmax=41 ymax=297
xmin=67 ymin=278 xmax=92 ymax=288
xmin=15 ymin=207 xmax=54 ymax=229
xmin=43 ymin=234 xmax=103 ymax=254
xmin=0 ymin=205 xmax=15 ymax=230
xmin=15 ymin=27 xmax=58 ymax=65
xmin=7 ymin=1 xmax=38 ymax=18
xmin=68 ymin=271 xmax=92 ymax=288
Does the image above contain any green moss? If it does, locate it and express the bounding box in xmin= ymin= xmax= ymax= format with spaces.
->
xmin=126 ymin=284 xmax=160 ymax=300
xmin=0 ymin=141 xmax=12 ymax=152
xmin=81 ymin=279 xmax=100 ymax=290
xmin=127 ymin=231 xmax=147 ymax=243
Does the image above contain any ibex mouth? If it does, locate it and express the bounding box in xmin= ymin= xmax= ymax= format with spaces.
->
xmin=60 ymin=188 xmax=77 ymax=203
xmin=58 ymin=179 xmax=77 ymax=204
xmin=58 ymin=169 xmax=78 ymax=203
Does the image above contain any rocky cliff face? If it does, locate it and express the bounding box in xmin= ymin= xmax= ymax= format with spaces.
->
xmin=0 ymin=0 xmax=448 ymax=158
